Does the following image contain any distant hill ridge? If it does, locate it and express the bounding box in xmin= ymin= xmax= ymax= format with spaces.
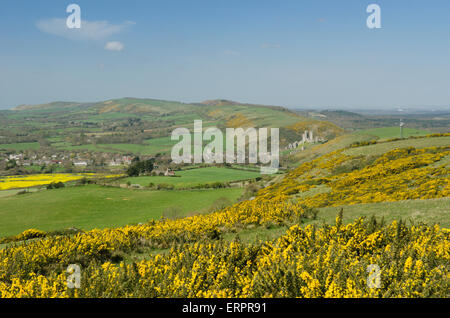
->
xmin=5 ymin=97 xmax=345 ymax=147
xmin=12 ymin=97 xmax=293 ymax=113
xmin=12 ymin=101 xmax=81 ymax=111
xmin=200 ymin=99 xmax=241 ymax=106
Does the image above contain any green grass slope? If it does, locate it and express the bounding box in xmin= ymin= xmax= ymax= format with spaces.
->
xmin=343 ymin=135 xmax=450 ymax=156
xmin=0 ymin=185 xmax=243 ymax=237
xmin=356 ymin=127 xmax=430 ymax=140
xmin=316 ymin=197 xmax=450 ymax=228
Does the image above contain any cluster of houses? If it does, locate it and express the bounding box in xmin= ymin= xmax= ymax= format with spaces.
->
xmin=106 ymin=155 xmax=133 ymax=167
xmin=1 ymin=152 xmax=133 ymax=168
xmin=4 ymin=153 xmax=67 ymax=166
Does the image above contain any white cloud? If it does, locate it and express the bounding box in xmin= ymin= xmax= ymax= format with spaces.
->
xmin=36 ymin=18 xmax=134 ymax=41
xmin=105 ymin=41 xmax=124 ymax=51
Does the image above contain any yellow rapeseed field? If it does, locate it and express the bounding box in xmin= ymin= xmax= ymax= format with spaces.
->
xmin=0 ymin=173 xmax=123 ymax=190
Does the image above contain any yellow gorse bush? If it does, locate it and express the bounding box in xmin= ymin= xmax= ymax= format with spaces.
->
xmin=259 ymin=146 xmax=449 ymax=206
xmin=0 ymin=218 xmax=448 ymax=298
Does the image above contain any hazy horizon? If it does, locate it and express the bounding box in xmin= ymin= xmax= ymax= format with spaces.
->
xmin=1 ymin=96 xmax=450 ymax=113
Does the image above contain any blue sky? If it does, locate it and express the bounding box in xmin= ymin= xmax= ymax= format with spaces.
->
xmin=1 ymin=0 xmax=450 ymax=109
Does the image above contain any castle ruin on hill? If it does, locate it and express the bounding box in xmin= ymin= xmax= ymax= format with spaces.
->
xmin=285 ymin=130 xmax=325 ymax=153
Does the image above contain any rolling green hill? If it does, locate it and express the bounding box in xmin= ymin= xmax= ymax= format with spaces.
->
xmin=9 ymin=97 xmax=304 ymax=129
xmin=0 ymin=98 xmax=344 ymax=156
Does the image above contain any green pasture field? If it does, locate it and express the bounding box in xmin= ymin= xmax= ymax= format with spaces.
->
xmin=52 ymin=136 xmax=177 ymax=155
xmin=0 ymin=142 xmax=40 ymax=151
xmin=0 ymin=185 xmax=243 ymax=237
xmin=356 ymin=127 xmax=430 ymax=140
xmin=122 ymin=167 xmax=261 ymax=188
xmin=343 ymin=136 xmax=450 ymax=156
